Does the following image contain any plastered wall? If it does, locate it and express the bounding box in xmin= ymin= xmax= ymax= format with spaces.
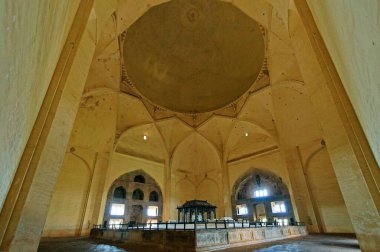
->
xmin=42 ymin=155 xmax=89 ymax=237
xmin=229 ymin=148 xmax=353 ymax=233
xmin=307 ymin=0 xmax=380 ymax=166
xmin=0 ymin=0 xmax=80 ymax=210
xmin=299 ymin=141 xmax=353 ymax=233
xmin=228 ymin=151 xmax=299 ymax=219
xmin=98 ymin=153 xmax=165 ymax=224
xmin=43 ymin=91 xmax=118 ymax=237
xmin=171 ymin=133 xmax=222 ymax=217
xmin=104 ymin=153 xmax=164 ymax=197
xmin=34 ymin=0 xmax=359 ymax=239
xmin=229 ymin=152 xmax=291 ymax=194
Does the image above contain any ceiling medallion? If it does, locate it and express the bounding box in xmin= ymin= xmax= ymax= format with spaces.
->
xmin=120 ymin=0 xmax=268 ymax=127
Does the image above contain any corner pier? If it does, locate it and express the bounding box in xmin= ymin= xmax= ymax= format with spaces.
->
xmin=91 ymin=224 xmax=307 ymax=251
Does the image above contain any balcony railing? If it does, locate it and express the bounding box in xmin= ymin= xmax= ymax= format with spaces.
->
xmin=92 ymin=220 xmax=305 ymax=231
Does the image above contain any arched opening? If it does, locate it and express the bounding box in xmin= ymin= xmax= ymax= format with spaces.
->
xmin=171 ymin=133 xmax=222 ymax=216
xmin=134 ymin=175 xmax=145 ymax=183
xmin=232 ymin=169 xmax=295 ymax=225
xmin=113 ymin=186 xmax=126 ymax=199
xmin=149 ymin=191 xmax=159 ymax=202
xmin=130 ymin=205 xmax=144 ymax=223
xmin=132 ymin=189 xmax=144 ymax=200
xmin=103 ymin=170 xmax=163 ymax=225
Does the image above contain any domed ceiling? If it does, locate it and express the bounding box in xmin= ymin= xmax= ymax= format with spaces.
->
xmin=122 ymin=0 xmax=265 ymax=113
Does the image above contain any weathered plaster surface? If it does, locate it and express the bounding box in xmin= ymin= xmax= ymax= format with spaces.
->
xmin=0 ymin=0 xmax=80 ymax=210
xmin=307 ymin=0 xmax=380 ymax=166
xmin=289 ymin=3 xmax=380 ymax=250
xmin=3 ymin=1 xmax=377 ymax=250
xmin=43 ymin=92 xmax=117 ymax=237
xmin=299 ymin=140 xmax=353 ymax=233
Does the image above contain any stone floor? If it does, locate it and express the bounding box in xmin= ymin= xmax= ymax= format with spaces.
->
xmin=222 ymin=234 xmax=360 ymax=252
xmin=38 ymin=234 xmax=360 ymax=252
xmin=38 ymin=237 xmax=127 ymax=252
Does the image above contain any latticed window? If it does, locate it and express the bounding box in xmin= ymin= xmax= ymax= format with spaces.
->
xmin=254 ymin=189 xmax=268 ymax=198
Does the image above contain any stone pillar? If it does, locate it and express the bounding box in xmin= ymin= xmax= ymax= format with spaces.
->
xmin=289 ymin=1 xmax=380 ymax=250
xmin=163 ymin=158 xmax=171 ymax=221
xmin=250 ymin=203 xmax=256 ymax=221
xmin=88 ymin=153 xmax=112 ymax=227
xmin=220 ymin=154 xmax=232 ymax=217
xmin=75 ymin=141 xmax=115 ymax=235
xmin=264 ymin=202 xmax=273 ymax=222
xmin=282 ymin=147 xmax=322 ymax=233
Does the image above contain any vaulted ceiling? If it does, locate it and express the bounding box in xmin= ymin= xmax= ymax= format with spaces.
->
xmin=122 ymin=0 xmax=265 ymax=113
xmin=83 ymin=0 xmax=322 ymax=169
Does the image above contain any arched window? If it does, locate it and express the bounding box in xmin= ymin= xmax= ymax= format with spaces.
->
xmin=149 ymin=191 xmax=159 ymax=202
xmin=132 ymin=189 xmax=144 ymax=200
xmin=113 ymin=186 xmax=126 ymax=199
xmin=134 ymin=175 xmax=145 ymax=183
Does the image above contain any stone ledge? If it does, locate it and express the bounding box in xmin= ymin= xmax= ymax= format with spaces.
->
xmin=91 ymin=226 xmax=307 ymax=251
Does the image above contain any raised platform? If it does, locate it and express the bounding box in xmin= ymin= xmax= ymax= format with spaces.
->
xmin=91 ymin=225 xmax=307 ymax=251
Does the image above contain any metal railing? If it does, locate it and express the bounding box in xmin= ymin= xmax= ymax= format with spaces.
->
xmin=93 ymin=220 xmax=305 ymax=231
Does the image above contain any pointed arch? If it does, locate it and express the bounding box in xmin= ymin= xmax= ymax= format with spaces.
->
xmin=132 ymin=189 xmax=144 ymax=200
xmin=113 ymin=186 xmax=126 ymax=199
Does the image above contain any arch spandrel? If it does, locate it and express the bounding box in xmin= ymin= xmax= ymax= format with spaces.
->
xmin=197 ymin=116 xmax=235 ymax=153
xmin=271 ymin=80 xmax=322 ymax=146
xmin=115 ymin=123 xmax=166 ymax=163
xmin=171 ymin=132 xmax=222 ymax=210
xmin=226 ymin=120 xmax=277 ymax=161
xmin=117 ymin=93 xmax=154 ymax=131
xmin=238 ymin=88 xmax=276 ymax=132
xmin=155 ymin=117 xmax=194 ymax=156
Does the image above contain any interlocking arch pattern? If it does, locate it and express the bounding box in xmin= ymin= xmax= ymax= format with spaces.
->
xmin=134 ymin=175 xmax=145 ymax=183
xmin=132 ymin=189 xmax=144 ymax=200
xmin=103 ymin=170 xmax=163 ymax=224
xmin=231 ymin=168 xmax=295 ymax=223
xmin=113 ymin=186 xmax=126 ymax=199
xmin=149 ymin=191 xmax=159 ymax=202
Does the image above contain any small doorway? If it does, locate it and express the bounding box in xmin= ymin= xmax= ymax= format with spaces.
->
xmin=130 ymin=205 xmax=143 ymax=223
xmin=255 ymin=203 xmax=267 ymax=222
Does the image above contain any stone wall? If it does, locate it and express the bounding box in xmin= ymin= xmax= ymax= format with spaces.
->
xmin=93 ymin=229 xmax=195 ymax=251
xmin=91 ymin=226 xmax=307 ymax=251
xmin=196 ymin=226 xmax=307 ymax=251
